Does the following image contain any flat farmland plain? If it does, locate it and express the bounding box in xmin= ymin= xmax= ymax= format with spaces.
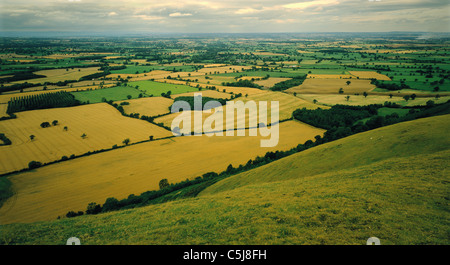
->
xmin=0 ymin=103 xmax=172 ymax=174
xmin=0 ymin=120 xmax=325 ymax=224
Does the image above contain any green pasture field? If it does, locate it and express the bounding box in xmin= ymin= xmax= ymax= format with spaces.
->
xmin=71 ymin=86 xmax=143 ymax=103
xmin=128 ymin=80 xmax=199 ymax=96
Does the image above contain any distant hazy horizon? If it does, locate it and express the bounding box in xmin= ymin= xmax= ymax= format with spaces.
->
xmin=0 ymin=0 xmax=449 ymax=34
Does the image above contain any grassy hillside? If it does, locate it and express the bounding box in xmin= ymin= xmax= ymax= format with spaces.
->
xmin=1 ymin=115 xmax=449 ymax=245
xmin=201 ymin=114 xmax=450 ymax=195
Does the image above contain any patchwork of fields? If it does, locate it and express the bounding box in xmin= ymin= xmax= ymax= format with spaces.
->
xmin=0 ymin=103 xmax=172 ymax=174
xmin=0 ymin=35 xmax=449 ymax=245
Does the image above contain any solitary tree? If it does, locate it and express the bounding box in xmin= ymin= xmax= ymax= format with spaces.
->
xmin=363 ymin=92 xmax=368 ymax=98
xmin=159 ymin=178 xmax=170 ymax=190
xmin=410 ymin=93 xmax=417 ymax=100
xmin=345 ymin=95 xmax=350 ymax=101
xmin=52 ymin=120 xmax=58 ymax=126
xmin=123 ymin=138 xmax=130 ymax=145
xmin=149 ymin=135 xmax=154 ymax=141
xmin=127 ymin=95 xmax=132 ymax=100
xmin=403 ymin=95 xmax=410 ymax=101
xmin=339 ymin=88 xmax=344 ymax=94
xmin=81 ymin=133 xmax=87 ymax=139
xmin=30 ymin=135 xmax=35 ymax=141
xmin=63 ymin=126 xmax=68 ymax=131
xmin=346 ymin=81 xmax=351 ymax=85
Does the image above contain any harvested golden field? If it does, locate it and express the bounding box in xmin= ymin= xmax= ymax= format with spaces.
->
xmin=349 ymin=71 xmax=391 ymax=80
xmin=0 ymin=103 xmax=7 ymax=118
xmin=115 ymin=97 xmax=174 ymax=117
xmin=11 ymin=67 xmax=102 ymax=84
xmin=254 ymin=77 xmax=291 ymax=89
xmin=0 ymin=120 xmax=325 ymax=224
xmin=286 ymin=78 xmax=376 ymax=94
xmin=0 ymin=103 xmax=172 ymax=175
xmin=203 ymin=64 xmax=226 ymax=68
xmin=154 ymin=91 xmax=325 ymax=131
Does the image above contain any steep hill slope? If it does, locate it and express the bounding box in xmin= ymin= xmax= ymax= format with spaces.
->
xmin=201 ymin=114 xmax=450 ymax=196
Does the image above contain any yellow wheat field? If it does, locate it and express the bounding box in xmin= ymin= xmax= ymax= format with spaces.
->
xmin=254 ymin=77 xmax=291 ymax=89
xmin=0 ymin=103 xmax=172 ymax=175
xmin=115 ymin=97 xmax=174 ymax=117
xmin=11 ymin=67 xmax=102 ymax=84
xmin=348 ymin=71 xmax=391 ymax=81
xmin=286 ymin=78 xmax=376 ymax=94
xmin=0 ymin=104 xmax=7 ymax=118
xmin=0 ymin=120 xmax=325 ymax=224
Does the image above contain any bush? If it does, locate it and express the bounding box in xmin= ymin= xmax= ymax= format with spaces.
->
xmin=28 ymin=161 xmax=42 ymax=169
xmin=85 ymin=202 xmax=102 ymax=215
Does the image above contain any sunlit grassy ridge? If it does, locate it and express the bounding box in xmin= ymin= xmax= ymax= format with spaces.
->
xmin=201 ymin=114 xmax=450 ymax=195
xmin=1 ymin=115 xmax=449 ymax=245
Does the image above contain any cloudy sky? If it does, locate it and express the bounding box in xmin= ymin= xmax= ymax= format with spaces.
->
xmin=0 ymin=0 xmax=448 ymax=34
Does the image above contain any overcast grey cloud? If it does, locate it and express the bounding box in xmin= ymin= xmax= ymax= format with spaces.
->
xmin=0 ymin=0 xmax=448 ymax=33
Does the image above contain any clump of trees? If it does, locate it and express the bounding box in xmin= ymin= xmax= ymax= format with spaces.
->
xmin=172 ymin=95 xmax=228 ymax=112
xmin=271 ymin=75 xmax=307 ymax=91
xmin=222 ymin=79 xmax=261 ymax=89
xmin=370 ymin=79 xmax=410 ymax=91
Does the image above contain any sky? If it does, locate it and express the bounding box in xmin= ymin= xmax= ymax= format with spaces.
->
xmin=0 ymin=0 xmax=449 ymax=34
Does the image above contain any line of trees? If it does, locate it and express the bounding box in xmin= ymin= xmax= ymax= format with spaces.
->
xmin=6 ymin=91 xmax=80 ymax=114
